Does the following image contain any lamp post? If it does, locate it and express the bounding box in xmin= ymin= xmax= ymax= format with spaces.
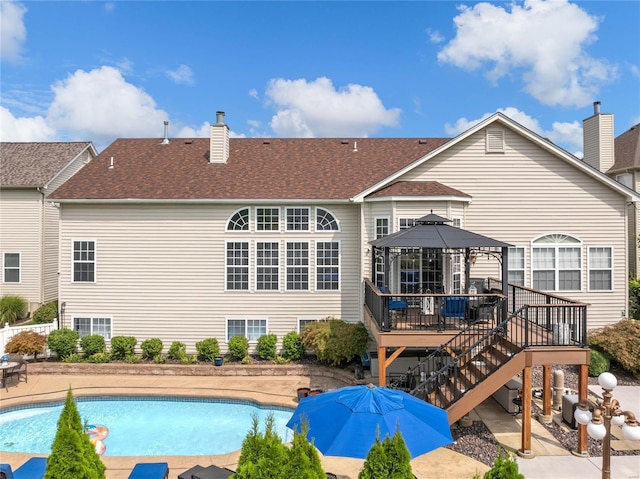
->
xmin=573 ymin=372 xmax=640 ymax=479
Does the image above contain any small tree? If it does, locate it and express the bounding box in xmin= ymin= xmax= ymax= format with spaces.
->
xmin=4 ymin=330 xmax=47 ymax=356
xmin=233 ymin=414 xmax=288 ymax=479
xmin=359 ymin=429 xmax=413 ymax=479
xmin=359 ymin=435 xmax=388 ymax=479
xmin=45 ymin=388 xmax=106 ymax=479
xmin=483 ymin=447 xmax=524 ymax=479
xmin=283 ymin=421 xmax=325 ymax=479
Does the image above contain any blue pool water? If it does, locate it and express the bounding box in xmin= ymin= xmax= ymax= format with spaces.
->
xmin=0 ymin=396 xmax=294 ymax=456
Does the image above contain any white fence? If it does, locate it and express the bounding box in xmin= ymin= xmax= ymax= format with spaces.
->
xmin=1 ymin=319 xmax=58 ymax=357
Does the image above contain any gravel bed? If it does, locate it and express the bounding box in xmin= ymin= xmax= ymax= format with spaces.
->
xmin=447 ymin=365 xmax=639 ymax=466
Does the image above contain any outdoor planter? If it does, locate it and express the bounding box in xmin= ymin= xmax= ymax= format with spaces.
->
xmin=308 ymin=389 xmax=323 ymax=396
xmin=214 ymin=357 xmax=224 ymax=366
xmin=296 ymin=387 xmax=311 ymax=400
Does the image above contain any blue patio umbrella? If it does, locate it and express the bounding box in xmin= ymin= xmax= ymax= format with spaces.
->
xmin=286 ymin=384 xmax=453 ymax=459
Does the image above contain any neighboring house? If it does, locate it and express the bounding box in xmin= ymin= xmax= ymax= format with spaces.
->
xmin=588 ymin=104 xmax=640 ymax=277
xmin=0 ymin=142 xmax=97 ymax=313
xmin=48 ymin=112 xmax=639 ymax=352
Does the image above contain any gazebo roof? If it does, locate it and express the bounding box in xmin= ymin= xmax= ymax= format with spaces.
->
xmin=370 ymin=213 xmax=512 ymax=249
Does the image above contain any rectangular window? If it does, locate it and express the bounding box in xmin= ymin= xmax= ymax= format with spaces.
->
xmin=73 ymin=240 xmax=95 ymax=282
xmin=508 ymin=247 xmax=525 ymax=286
xmin=374 ymin=218 xmax=389 ymax=288
xmin=589 ymin=247 xmax=612 ymax=291
xmin=316 ymin=241 xmax=339 ymax=290
xmin=286 ymin=242 xmax=309 ymax=290
xmin=532 ymin=247 xmax=555 ymax=290
xmin=399 ymin=218 xmax=417 ymax=231
xmin=286 ymin=207 xmax=309 ymax=231
xmin=256 ymin=207 xmax=280 ymax=231
xmin=3 ymin=252 xmax=20 ymax=283
xmin=227 ymin=318 xmax=267 ymax=342
xmin=616 ymin=173 xmax=633 ymax=189
xmin=298 ymin=318 xmax=320 ymax=333
xmin=73 ymin=317 xmax=111 ymax=339
xmin=558 ymin=247 xmax=581 ymax=290
xmin=226 ymin=242 xmax=249 ymax=290
xmin=533 ymin=246 xmax=581 ymax=291
xmin=256 ymin=242 xmax=279 ymax=290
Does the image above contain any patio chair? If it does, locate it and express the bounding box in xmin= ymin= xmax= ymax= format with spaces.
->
xmin=6 ymin=353 xmax=27 ymax=386
xmin=127 ymin=462 xmax=169 ymax=479
xmin=0 ymin=457 xmax=47 ymax=479
xmin=379 ymin=286 xmax=407 ymax=317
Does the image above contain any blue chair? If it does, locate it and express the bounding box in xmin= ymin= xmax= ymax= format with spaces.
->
xmin=380 ymin=286 xmax=407 ymax=316
xmin=128 ymin=462 xmax=169 ymax=479
xmin=440 ymin=296 xmax=468 ymax=321
xmin=0 ymin=457 xmax=47 ymax=479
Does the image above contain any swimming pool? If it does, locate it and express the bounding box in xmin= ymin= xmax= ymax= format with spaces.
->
xmin=0 ymin=396 xmax=294 ymax=456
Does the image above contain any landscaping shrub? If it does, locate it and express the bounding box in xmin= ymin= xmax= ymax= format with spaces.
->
xmin=283 ymin=421 xmax=325 ymax=479
xmin=153 ymin=354 xmax=166 ymax=364
xmin=195 ymin=338 xmax=220 ymax=362
xmin=629 ymin=276 xmax=640 ymax=320
xmin=0 ymin=294 xmax=28 ymax=326
xmin=141 ymin=338 xmax=164 ymax=360
xmin=32 ymin=300 xmax=58 ymax=324
xmin=110 ymin=336 xmax=137 ymax=360
xmin=588 ymin=349 xmax=611 ymax=377
xmin=282 ymin=331 xmax=304 ymax=361
xmin=358 ymin=430 xmax=413 ymax=479
xmin=168 ymin=341 xmax=187 ymax=360
xmin=47 ymin=328 xmax=79 ymax=360
xmin=62 ymin=353 xmax=83 ymax=363
xmin=79 ymin=335 xmax=106 ymax=357
xmin=483 ymin=447 xmax=524 ymax=479
xmin=228 ymin=336 xmax=249 ymax=361
xmin=87 ymin=352 xmax=110 ymax=363
xmin=301 ymin=318 xmax=370 ymax=366
xmin=257 ymin=334 xmax=277 ymax=360
xmin=588 ymin=319 xmax=640 ymax=375
xmin=4 ymin=330 xmax=47 ymax=356
xmin=234 ymin=414 xmax=289 ymax=479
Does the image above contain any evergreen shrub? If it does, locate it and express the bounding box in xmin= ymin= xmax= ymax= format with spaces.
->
xmin=32 ymin=301 xmax=58 ymax=324
xmin=110 ymin=336 xmax=137 ymax=360
xmin=168 ymin=341 xmax=187 ymax=360
xmin=79 ymin=335 xmax=106 ymax=357
xmin=228 ymin=336 xmax=249 ymax=361
xmin=47 ymin=328 xmax=79 ymax=360
xmin=301 ymin=318 xmax=370 ymax=366
xmin=141 ymin=338 xmax=164 ymax=359
xmin=257 ymin=334 xmax=277 ymax=360
xmin=282 ymin=331 xmax=304 ymax=361
xmin=195 ymin=338 xmax=220 ymax=362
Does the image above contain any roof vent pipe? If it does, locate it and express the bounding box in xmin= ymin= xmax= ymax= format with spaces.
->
xmin=216 ymin=111 xmax=226 ymax=125
xmin=594 ymin=101 xmax=601 ymax=115
xmin=161 ymin=121 xmax=170 ymax=145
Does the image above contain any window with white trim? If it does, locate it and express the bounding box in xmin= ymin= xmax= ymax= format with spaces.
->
xmin=451 ymin=217 xmax=462 ymax=293
xmin=286 ymin=242 xmax=309 ymax=290
xmin=227 ymin=318 xmax=267 ymax=342
xmin=316 ymin=241 xmax=339 ymax=290
xmin=256 ymin=207 xmax=279 ymax=231
xmin=73 ymin=316 xmax=111 ymax=339
xmin=227 ymin=208 xmax=250 ymax=231
xmin=286 ymin=207 xmax=310 ymax=231
xmin=256 ymin=242 xmax=279 ymax=290
xmin=3 ymin=252 xmax=20 ymax=283
xmin=616 ymin=173 xmax=633 ymax=189
xmin=532 ymin=234 xmax=582 ymax=291
xmin=508 ymin=247 xmax=525 ymax=286
xmin=316 ymin=208 xmax=339 ymax=231
xmin=73 ymin=240 xmax=95 ymax=282
xmin=374 ymin=217 xmax=389 ymax=288
xmin=298 ymin=318 xmax=320 ymax=333
xmin=399 ymin=218 xmax=417 ymax=231
xmin=226 ymin=242 xmax=249 ymax=290
xmin=589 ymin=247 xmax=613 ymax=291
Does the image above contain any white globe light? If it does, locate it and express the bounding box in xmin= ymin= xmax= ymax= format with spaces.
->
xmin=611 ymin=415 xmax=626 ymax=427
xmin=621 ymin=424 xmax=640 ymax=441
xmin=574 ymin=408 xmax=592 ymax=426
xmin=587 ymin=421 xmax=607 ymax=440
xmin=598 ymin=372 xmax=617 ymax=390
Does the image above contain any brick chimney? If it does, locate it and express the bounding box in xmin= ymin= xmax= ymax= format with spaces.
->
xmin=583 ymin=101 xmax=614 ymax=172
xmin=210 ymin=111 xmax=229 ymax=164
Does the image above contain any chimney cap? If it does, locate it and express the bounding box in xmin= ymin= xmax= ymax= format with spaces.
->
xmin=594 ymin=101 xmax=601 ymax=115
xmin=215 ymin=111 xmax=226 ymax=125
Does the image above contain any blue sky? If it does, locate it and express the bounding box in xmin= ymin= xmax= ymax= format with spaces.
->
xmin=1 ymin=0 xmax=639 ymax=154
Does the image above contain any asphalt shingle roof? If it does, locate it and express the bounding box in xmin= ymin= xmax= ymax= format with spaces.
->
xmin=609 ymin=123 xmax=640 ymax=173
xmin=0 ymin=142 xmax=93 ymax=187
xmin=49 ymin=137 xmax=451 ymax=201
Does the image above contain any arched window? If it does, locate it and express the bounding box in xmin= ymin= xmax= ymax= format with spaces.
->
xmin=316 ymin=208 xmax=339 ymax=231
xmin=227 ymin=208 xmax=250 ymax=231
xmin=532 ymin=234 xmax=582 ymax=291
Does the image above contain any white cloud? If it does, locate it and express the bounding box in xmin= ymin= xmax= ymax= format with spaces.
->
xmin=265 ymin=77 xmax=401 ymax=137
xmin=0 ymin=106 xmax=55 ymax=141
xmin=0 ymin=1 xmax=28 ymax=63
xmin=249 ymin=88 xmax=259 ymax=99
xmin=444 ymin=107 xmax=583 ymax=153
xmin=426 ymin=28 xmax=444 ymax=44
xmin=166 ymin=64 xmax=195 ymax=85
xmin=438 ymin=0 xmax=616 ymax=107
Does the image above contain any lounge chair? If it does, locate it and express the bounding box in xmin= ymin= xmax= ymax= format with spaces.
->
xmin=0 ymin=457 xmax=47 ymax=479
xmin=127 ymin=462 xmax=169 ymax=479
xmin=178 ymin=464 xmax=233 ymax=479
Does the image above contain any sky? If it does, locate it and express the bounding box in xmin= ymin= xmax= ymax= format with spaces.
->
xmin=1 ymin=0 xmax=639 ymax=155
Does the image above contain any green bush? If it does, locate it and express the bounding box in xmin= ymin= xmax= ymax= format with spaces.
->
xmin=124 ymin=354 xmax=141 ymax=364
xmin=234 ymin=414 xmax=289 ymax=479
xmin=153 ymin=354 xmax=166 ymax=364
xmin=257 ymin=334 xmax=277 ymax=361
xmin=484 ymin=447 xmax=524 ymax=479
xmin=4 ymin=330 xmax=47 ymax=356
xmin=141 ymin=338 xmax=164 ymax=360
xmin=283 ymin=421 xmax=325 ymax=479
xmin=629 ymin=276 xmax=640 ymax=320
xmin=110 ymin=336 xmax=137 ymax=360
xmin=79 ymin=335 xmax=106 ymax=357
xmin=0 ymin=295 xmax=28 ymax=326
xmin=167 ymin=341 xmax=187 ymax=360
xmin=588 ymin=349 xmax=611 ymax=377
xmin=62 ymin=353 xmax=83 ymax=363
xmin=588 ymin=319 xmax=640 ymax=375
xmin=358 ymin=431 xmax=413 ymax=479
xmin=32 ymin=300 xmax=58 ymax=324
xmin=87 ymin=352 xmax=110 ymax=363
xmin=196 ymin=338 xmax=220 ymax=362
xmin=301 ymin=318 xmax=370 ymax=366
xmin=47 ymin=328 xmax=79 ymax=360
xmin=282 ymin=331 xmax=304 ymax=361
xmin=228 ymin=336 xmax=249 ymax=361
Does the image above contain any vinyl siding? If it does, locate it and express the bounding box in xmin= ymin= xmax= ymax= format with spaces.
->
xmin=0 ymin=189 xmax=43 ymax=309
xmin=59 ymin=202 xmax=362 ymax=353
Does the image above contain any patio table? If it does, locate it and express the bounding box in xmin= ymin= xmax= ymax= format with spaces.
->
xmin=0 ymin=361 xmax=18 ymax=391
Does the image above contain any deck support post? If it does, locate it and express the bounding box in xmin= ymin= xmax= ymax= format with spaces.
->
xmin=518 ymin=366 xmax=535 ymax=458
xmin=572 ymin=363 xmax=590 ymax=457
xmin=377 ymin=345 xmax=386 ymax=386
xmin=542 ymin=364 xmax=552 ymax=421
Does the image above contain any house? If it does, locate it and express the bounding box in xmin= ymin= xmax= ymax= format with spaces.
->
xmin=0 ymin=142 xmax=97 ymax=313
xmin=587 ymin=104 xmax=640 ymax=277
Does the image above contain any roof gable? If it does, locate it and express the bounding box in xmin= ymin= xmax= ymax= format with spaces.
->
xmin=610 ymin=123 xmax=640 ymax=173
